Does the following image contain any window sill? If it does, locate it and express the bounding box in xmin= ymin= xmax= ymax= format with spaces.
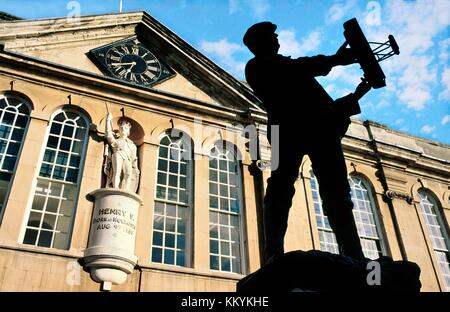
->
xmin=0 ymin=241 xmax=83 ymax=259
xmin=137 ymin=261 xmax=246 ymax=281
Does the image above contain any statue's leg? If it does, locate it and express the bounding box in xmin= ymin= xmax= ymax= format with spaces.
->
xmin=309 ymin=130 xmax=365 ymax=260
xmin=122 ymin=159 xmax=132 ymax=191
xmin=263 ymin=135 xmax=303 ymax=264
xmin=112 ymin=154 xmax=123 ymax=189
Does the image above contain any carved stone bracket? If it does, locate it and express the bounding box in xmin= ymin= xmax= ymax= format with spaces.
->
xmin=384 ymin=190 xmax=414 ymax=204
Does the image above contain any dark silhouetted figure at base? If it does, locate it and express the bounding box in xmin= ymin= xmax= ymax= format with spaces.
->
xmin=243 ymin=22 xmax=372 ymax=264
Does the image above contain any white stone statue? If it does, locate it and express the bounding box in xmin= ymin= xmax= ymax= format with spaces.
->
xmin=104 ymin=113 xmax=139 ymax=193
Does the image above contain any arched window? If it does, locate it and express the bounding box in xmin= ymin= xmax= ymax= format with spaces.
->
xmin=22 ymin=109 xmax=89 ymax=249
xmin=208 ymin=142 xmax=245 ymax=274
xmin=310 ymin=171 xmax=339 ymax=254
xmin=0 ymin=94 xmax=31 ymax=221
xmin=310 ymin=172 xmax=385 ymax=259
xmin=349 ymin=176 xmax=384 ymax=259
xmin=151 ymin=131 xmax=193 ymax=267
xmin=418 ymin=190 xmax=450 ymax=291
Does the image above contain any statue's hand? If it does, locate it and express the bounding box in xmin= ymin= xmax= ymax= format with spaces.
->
xmin=335 ymin=41 xmax=357 ymax=66
xmin=106 ymin=113 xmax=113 ymax=122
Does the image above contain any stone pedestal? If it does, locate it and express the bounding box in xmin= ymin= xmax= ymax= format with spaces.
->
xmin=237 ymin=250 xmax=422 ymax=292
xmin=81 ymin=188 xmax=142 ymax=290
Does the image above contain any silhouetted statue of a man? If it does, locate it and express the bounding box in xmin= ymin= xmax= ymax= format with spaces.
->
xmin=243 ymin=22 xmax=371 ymax=264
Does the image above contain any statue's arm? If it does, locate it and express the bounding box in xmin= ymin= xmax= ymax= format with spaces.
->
xmin=132 ymin=146 xmax=139 ymax=169
xmin=293 ymin=42 xmax=357 ymax=77
xmin=105 ymin=113 xmax=116 ymax=145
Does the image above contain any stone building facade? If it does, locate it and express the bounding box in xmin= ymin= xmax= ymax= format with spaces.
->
xmin=0 ymin=11 xmax=448 ymax=292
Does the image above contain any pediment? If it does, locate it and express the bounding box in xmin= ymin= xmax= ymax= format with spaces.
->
xmin=0 ymin=12 xmax=263 ymax=114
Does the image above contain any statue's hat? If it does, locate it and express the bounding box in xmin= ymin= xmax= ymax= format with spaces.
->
xmin=243 ymin=21 xmax=277 ymax=49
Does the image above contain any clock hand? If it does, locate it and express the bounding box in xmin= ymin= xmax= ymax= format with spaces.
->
xmin=111 ymin=61 xmax=137 ymax=67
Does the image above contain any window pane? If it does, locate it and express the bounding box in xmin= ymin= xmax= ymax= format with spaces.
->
xmin=71 ymin=141 xmax=83 ymax=154
xmin=43 ymin=150 xmax=55 ymax=163
xmin=208 ymin=142 xmax=243 ymax=273
xmin=3 ymin=112 xmax=15 ymax=125
xmin=69 ymin=154 xmax=80 ymax=167
xmin=157 ymin=172 xmax=166 ymax=185
xmin=23 ymin=109 xmax=88 ymax=250
xmin=27 ymin=212 xmax=42 ymax=227
xmin=66 ymin=169 xmax=78 ymax=183
xmin=60 ymin=139 xmax=71 ymax=151
xmin=56 ymin=152 xmax=69 ymax=166
xmin=159 ymin=146 xmax=168 ymax=158
xmin=0 ymin=96 xmax=30 ymax=220
xmin=6 ymin=142 xmax=20 ymax=156
xmin=23 ymin=229 xmax=38 ymax=245
xmin=0 ymin=141 xmax=6 ymax=154
xmin=47 ymin=136 xmax=58 ymax=148
xmin=62 ymin=125 xmax=74 ymax=138
xmin=37 ymin=230 xmax=53 ymax=247
xmin=176 ymin=251 xmax=185 ymax=266
xmin=16 ymin=115 xmax=28 ymax=128
xmin=2 ymin=156 xmax=16 ymax=171
xmin=154 ymin=215 xmax=164 ymax=231
xmin=152 ymin=231 xmax=163 ymax=246
xmin=210 ymin=240 xmax=219 ymax=254
xmin=53 ymin=233 xmax=69 ymax=249
xmin=310 ymin=173 xmax=384 ymax=259
xmin=419 ymin=191 xmax=450 ymax=291
xmin=42 ymin=213 xmax=57 ymax=230
xmin=165 ymin=233 xmax=175 ymax=248
xmin=56 ymin=215 xmax=70 ymax=232
xmin=50 ymin=123 xmax=62 ymax=135
xmin=152 ymin=247 xmax=162 ymax=263
xmin=210 ymin=255 xmax=219 ymax=270
xmin=221 ymin=257 xmax=231 ymax=272
xmin=164 ymin=249 xmax=175 ymax=264
xmin=151 ymin=133 xmax=193 ymax=267
xmin=0 ymin=172 xmax=11 ymax=212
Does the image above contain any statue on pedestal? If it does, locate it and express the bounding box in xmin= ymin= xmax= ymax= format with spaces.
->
xmin=81 ymin=111 xmax=143 ymax=291
xmin=104 ymin=112 xmax=140 ymax=193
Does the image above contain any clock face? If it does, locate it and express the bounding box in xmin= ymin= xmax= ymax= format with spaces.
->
xmin=89 ymin=37 xmax=176 ymax=87
xmin=105 ymin=43 xmax=161 ymax=85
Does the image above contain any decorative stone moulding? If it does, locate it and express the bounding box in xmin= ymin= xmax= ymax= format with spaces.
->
xmin=82 ymin=188 xmax=142 ymax=291
xmin=384 ymin=190 xmax=414 ymax=204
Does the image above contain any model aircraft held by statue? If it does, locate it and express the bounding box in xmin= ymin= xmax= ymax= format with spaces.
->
xmin=343 ymin=18 xmax=400 ymax=89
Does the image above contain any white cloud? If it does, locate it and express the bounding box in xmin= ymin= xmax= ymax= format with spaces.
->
xmin=229 ymin=0 xmax=239 ymax=15
xmin=201 ymin=39 xmax=243 ymax=60
xmin=398 ymin=87 xmax=432 ymax=110
xmin=363 ymin=0 xmax=450 ymax=112
xmin=325 ymin=84 xmax=335 ymax=94
xmin=326 ymin=0 xmax=358 ymax=24
xmin=386 ymin=0 xmax=450 ymax=54
xmin=200 ymin=39 xmax=246 ymax=77
xmin=421 ymin=124 xmax=436 ymax=134
xmin=326 ymin=65 xmax=361 ymax=86
xmin=248 ymin=0 xmax=270 ymax=18
xmin=394 ymin=118 xmax=404 ymax=125
xmin=228 ymin=0 xmax=269 ymax=18
xmin=278 ymin=30 xmax=321 ymax=56
xmin=376 ymin=99 xmax=390 ymax=110
xmin=439 ymin=67 xmax=450 ymax=100
xmin=394 ymin=55 xmax=437 ymax=110
xmin=439 ymin=38 xmax=450 ymax=64
xmin=441 ymin=115 xmax=450 ymax=125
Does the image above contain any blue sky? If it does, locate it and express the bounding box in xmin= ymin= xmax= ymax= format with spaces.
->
xmin=1 ymin=0 xmax=449 ymax=144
